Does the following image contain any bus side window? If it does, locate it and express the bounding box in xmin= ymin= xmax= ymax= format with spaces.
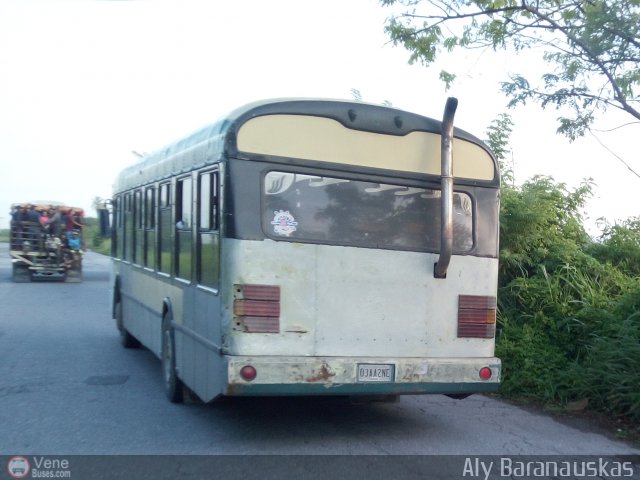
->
xmin=144 ymin=186 xmax=156 ymax=270
xmin=197 ymin=171 xmax=220 ymax=289
xmin=176 ymin=178 xmax=193 ymax=229
xmin=112 ymin=196 xmax=120 ymax=259
xmin=134 ymin=189 xmax=143 ymax=265
xmin=123 ymin=192 xmax=133 ymax=262
xmin=158 ymin=183 xmax=171 ymax=274
xmin=176 ymin=177 xmax=193 ymax=280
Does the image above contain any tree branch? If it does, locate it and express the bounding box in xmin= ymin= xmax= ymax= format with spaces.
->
xmin=588 ymin=128 xmax=640 ymax=179
xmin=519 ymin=1 xmax=640 ymax=121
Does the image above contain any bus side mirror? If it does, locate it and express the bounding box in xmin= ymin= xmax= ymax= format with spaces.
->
xmin=97 ymin=202 xmax=112 ymax=237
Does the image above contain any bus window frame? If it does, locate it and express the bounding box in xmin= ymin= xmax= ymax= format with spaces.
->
xmin=144 ymin=185 xmax=157 ymax=270
xmin=133 ymin=189 xmax=143 ymax=265
xmin=157 ymin=182 xmax=172 ymax=275
xmin=175 ymin=175 xmax=193 ymax=282
xmin=196 ymin=169 xmax=221 ymax=290
xmin=112 ymin=195 xmax=120 ymax=259
xmin=123 ymin=191 xmax=133 ymax=262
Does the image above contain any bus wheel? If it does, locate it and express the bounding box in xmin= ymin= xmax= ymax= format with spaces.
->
xmin=115 ymin=301 xmax=140 ymax=349
xmin=162 ymin=318 xmax=184 ymax=403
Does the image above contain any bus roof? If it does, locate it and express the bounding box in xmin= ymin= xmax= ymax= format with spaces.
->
xmin=114 ymin=98 xmax=498 ymax=192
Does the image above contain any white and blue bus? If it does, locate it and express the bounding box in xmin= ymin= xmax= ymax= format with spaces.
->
xmin=104 ymin=98 xmax=501 ymax=403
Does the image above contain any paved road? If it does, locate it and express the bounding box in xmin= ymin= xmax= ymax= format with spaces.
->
xmin=0 ymin=243 xmax=638 ymax=460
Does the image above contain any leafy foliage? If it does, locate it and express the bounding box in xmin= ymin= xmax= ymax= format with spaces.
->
xmin=588 ymin=217 xmax=640 ymax=275
xmin=82 ymin=217 xmax=111 ymax=256
xmin=499 ymin=175 xmax=593 ymax=283
xmin=496 ymin=176 xmax=640 ymax=422
xmin=563 ymin=289 xmax=640 ymax=420
xmin=481 ymin=113 xmax=639 ymax=422
xmin=381 ymin=0 xmax=640 ymax=140
xmin=485 ymin=113 xmax=514 ymax=184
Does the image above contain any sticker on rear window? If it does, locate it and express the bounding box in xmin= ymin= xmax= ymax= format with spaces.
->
xmin=271 ymin=210 xmax=298 ymax=237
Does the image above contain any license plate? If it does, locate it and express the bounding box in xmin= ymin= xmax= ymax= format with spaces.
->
xmin=357 ymin=363 xmax=394 ymax=382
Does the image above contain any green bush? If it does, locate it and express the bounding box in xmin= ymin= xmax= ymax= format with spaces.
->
xmin=497 ymin=177 xmax=640 ymax=423
xmin=82 ymin=217 xmax=111 ymax=256
xmin=588 ymin=217 xmax=640 ymax=276
xmin=562 ymin=286 xmax=640 ymax=419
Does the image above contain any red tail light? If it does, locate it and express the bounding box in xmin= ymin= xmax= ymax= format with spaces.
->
xmin=457 ymin=295 xmax=496 ymax=338
xmin=240 ymin=365 xmax=257 ymax=381
xmin=234 ymin=284 xmax=280 ymax=333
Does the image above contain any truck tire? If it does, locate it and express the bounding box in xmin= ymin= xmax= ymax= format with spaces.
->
xmin=66 ymin=266 xmax=82 ymax=283
xmin=12 ymin=264 xmax=31 ymax=283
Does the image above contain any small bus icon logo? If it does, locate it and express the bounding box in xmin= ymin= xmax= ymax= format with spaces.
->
xmin=7 ymin=456 xmax=30 ymax=479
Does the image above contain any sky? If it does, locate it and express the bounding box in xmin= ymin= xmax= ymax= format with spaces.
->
xmin=0 ymin=0 xmax=638 ymax=233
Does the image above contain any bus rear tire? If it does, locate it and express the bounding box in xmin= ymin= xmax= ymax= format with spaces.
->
xmin=162 ymin=318 xmax=184 ymax=403
xmin=115 ymin=301 xmax=140 ymax=349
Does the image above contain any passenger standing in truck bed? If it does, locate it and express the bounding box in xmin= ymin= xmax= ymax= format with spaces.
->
xmin=10 ymin=205 xmax=28 ymax=249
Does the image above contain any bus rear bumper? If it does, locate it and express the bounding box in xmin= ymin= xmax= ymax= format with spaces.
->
xmin=224 ymin=356 xmax=500 ymax=397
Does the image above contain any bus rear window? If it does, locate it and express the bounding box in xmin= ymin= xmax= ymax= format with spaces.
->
xmin=262 ymin=171 xmax=473 ymax=252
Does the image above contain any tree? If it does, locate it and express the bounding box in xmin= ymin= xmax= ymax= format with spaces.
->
xmin=381 ymin=0 xmax=640 ymax=142
xmin=485 ymin=112 xmax=515 ymax=185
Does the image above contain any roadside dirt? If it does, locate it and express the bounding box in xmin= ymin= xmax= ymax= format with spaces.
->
xmin=496 ymin=395 xmax=640 ymax=449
